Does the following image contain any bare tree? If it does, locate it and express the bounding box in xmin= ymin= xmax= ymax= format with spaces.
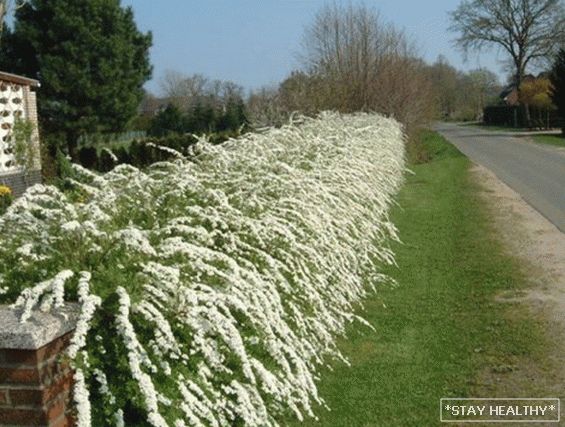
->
xmin=160 ymin=70 xmax=245 ymax=114
xmin=246 ymin=86 xmax=287 ymax=127
xmin=302 ymin=3 xmax=390 ymax=111
xmin=427 ymin=55 xmax=469 ymax=119
xmin=466 ymin=68 xmax=500 ymax=119
xmin=0 ymin=0 xmax=27 ymax=43
xmin=160 ymin=71 xmax=209 ymax=110
xmin=0 ymin=1 xmax=7 ymax=32
xmin=277 ymin=71 xmax=323 ymax=115
xmin=449 ymin=0 xmax=565 ymax=89
xmin=299 ymin=2 xmax=435 ymax=134
xmin=218 ymin=80 xmax=244 ymax=103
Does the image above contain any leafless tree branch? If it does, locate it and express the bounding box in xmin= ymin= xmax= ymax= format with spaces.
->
xmin=449 ymin=0 xmax=565 ymax=87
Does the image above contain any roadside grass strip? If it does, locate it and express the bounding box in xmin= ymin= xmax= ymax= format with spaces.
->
xmin=532 ymin=133 xmax=565 ymax=147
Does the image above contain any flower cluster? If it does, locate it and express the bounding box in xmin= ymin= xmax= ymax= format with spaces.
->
xmin=0 ymin=185 xmax=11 ymax=197
xmin=0 ymin=184 xmax=12 ymax=215
xmin=0 ymin=112 xmax=405 ymax=426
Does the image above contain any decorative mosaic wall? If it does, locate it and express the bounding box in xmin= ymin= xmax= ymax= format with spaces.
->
xmin=0 ymin=82 xmax=26 ymax=173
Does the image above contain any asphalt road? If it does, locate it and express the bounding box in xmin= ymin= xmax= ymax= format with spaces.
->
xmin=436 ymin=123 xmax=565 ymax=233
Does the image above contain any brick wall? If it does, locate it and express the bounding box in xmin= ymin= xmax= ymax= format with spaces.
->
xmin=0 ymin=334 xmax=74 ymax=426
xmin=0 ymin=306 xmax=78 ymax=427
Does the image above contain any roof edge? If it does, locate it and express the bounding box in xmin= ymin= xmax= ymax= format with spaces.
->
xmin=0 ymin=71 xmax=40 ymax=88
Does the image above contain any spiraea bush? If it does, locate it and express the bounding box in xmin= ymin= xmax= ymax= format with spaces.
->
xmin=0 ymin=112 xmax=405 ymax=426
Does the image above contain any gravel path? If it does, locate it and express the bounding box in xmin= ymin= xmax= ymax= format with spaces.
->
xmin=471 ymin=163 xmax=565 ymax=403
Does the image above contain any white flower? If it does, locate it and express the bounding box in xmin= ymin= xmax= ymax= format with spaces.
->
xmin=73 ymin=369 xmax=92 ymax=426
xmin=61 ymin=220 xmax=81 ymax=232
xmin=115 ymin=287 xmax=168 ymax=427
xmin=115 ymin=409 xmax=125 ymax=427
xmin=147 ymin=142 xmax=184 ymax=159
xmin=102 ymin=147 xmax=119 ymax=163
xmin=12 ymin=270 xmax=74 ymax=323
xmin=67 ymin=272 xmax=102 ymax=359
xmin=114 ymin=227 xmax=156 ymax=256
xmin=93 ymin=369 xmax=116 ymax=405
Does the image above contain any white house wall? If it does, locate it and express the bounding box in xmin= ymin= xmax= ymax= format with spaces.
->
xmin=0 ymin=82 xmax=26 ymax=174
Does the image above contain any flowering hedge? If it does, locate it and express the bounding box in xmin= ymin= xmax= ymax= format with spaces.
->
xmin=0 ymin=112 xmax=405 ymax=426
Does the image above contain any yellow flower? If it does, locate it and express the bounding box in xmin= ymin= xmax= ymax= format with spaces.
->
xmin=0 ymin=185 xmax=12 ymax=197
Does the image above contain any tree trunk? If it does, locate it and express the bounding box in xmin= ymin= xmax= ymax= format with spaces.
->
xmin=524 ymin=104 xmax=531 ymax=129
xmin=514 ymin=62 xmax=528 ymax=128
xmin=0 ymin=2 xmax=6 ymax=46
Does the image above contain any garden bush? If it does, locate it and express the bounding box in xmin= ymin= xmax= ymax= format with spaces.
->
xmin=0 ymin=185 xmax=12 ymax=215
xmin=0 ymin=112 xmax=405 ymax=426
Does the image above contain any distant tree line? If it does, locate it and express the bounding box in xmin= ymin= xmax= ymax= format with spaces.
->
xmin=245 ymin=53 xmax=502 ymax=128
xmin=247 ymin=3 xmax=437 ymax=139
xmin=428 ymin=54 xmax=563 ymax=130
xmin=146 ymin=73 xmax=248 ymax=137
xmin=425 ymin=56 xmax=501 ymax=121
xmin=245 ymin=1 xmax=565 ymax=138
xmin=247 ymin=26 xmax=501 ymax=131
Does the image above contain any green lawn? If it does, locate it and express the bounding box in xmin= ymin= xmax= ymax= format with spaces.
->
xmin=288 ymin=131 xmax=544 ymax=426
xmin=532 ymin=133 xmax=565 ymax=147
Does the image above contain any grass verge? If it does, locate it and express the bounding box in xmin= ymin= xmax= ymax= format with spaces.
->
xmin=460 ymin=122 xmax=529 ymax=132
xmin=531 ymin=133 xmax=565 ymax=147
xmin=289 ymin=130 xmax=545 ymax=426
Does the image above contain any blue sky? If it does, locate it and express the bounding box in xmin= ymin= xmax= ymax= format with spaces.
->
xmin=123 ymin=0 xmax=508 ymax=95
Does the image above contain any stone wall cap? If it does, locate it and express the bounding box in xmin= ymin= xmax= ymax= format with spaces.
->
xmin=0 ymin=304 xmax=79 ymax=350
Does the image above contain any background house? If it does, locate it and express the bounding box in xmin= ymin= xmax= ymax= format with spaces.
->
xmin=0 ymin=71 xmax=41 ymax=196
xmin=499 ymin=75 xmax=536 ymax=106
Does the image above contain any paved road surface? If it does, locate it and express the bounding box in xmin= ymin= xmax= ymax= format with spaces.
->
xmin=436 ymin=123 xmax=565 ymax=233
